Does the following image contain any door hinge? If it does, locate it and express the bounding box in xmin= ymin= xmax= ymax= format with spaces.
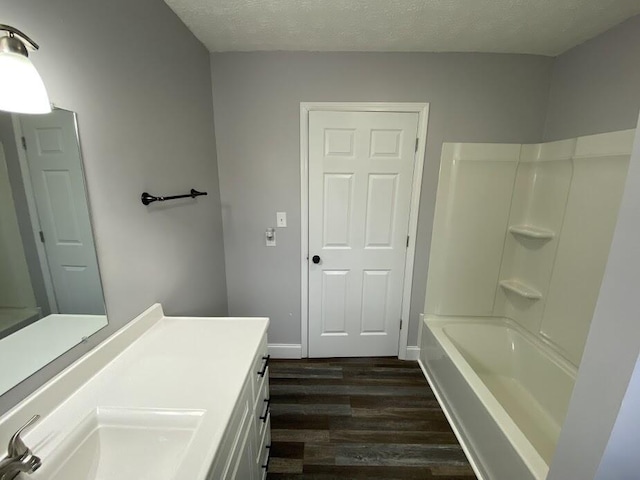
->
xmin=21 ymin=136 xmax=27 ymax=150
xmin=38 ymin=231 xmax=45 ymax=243
xmin=415 ymin=138 xmax=419 ymax=152
xmin=406 ymin=235 xmax=410 ymax=248
xmin=400 ymin=319 xmax=403 ymax=330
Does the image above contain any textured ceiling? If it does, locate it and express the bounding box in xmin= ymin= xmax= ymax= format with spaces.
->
xmin=163 ymin=0 xmax=640 ymax=56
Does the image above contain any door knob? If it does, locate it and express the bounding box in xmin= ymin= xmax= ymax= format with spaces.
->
xmin=312 ymin=255 xmax=321 ymax=264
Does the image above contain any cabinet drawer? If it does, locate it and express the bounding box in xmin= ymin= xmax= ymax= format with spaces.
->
xmin=257 ymin=414 xmax=271 ymax=480
xmin=251 ymin=334 xmax=269 ymax=401
xmin=254 ymin=373 xmax=270 ymax=440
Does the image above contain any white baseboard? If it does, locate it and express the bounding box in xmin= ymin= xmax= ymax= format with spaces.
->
xmin=268 ymin=343 xmax=417 ymax=360
xmin=268 ymin=344 xmax=302 ymax=359
xmin=405 ymin=346 xmax=421 ymax=361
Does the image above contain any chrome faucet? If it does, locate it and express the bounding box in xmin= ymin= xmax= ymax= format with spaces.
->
xmin=0 ymin=415 xmax=42 ymax=480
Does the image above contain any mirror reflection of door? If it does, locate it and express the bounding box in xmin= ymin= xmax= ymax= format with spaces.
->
xmin=20 ymin=111 xmax=104 ymax=315
xmin=0 ymin=109 xmax=105 ymax=340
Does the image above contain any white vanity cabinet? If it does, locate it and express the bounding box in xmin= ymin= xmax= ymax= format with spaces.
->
xmin=0 ymin=306 xmax=271 ymax=480
xmin=208 ymin=333 xmax=271 ymax=480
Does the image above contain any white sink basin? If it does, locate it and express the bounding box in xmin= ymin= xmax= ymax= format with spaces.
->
xmin=41 ymin=408 xmax=203 ymax=480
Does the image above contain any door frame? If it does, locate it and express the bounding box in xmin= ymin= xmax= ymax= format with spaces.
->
xmin=300 ymin=102 xmax=429 ymax=359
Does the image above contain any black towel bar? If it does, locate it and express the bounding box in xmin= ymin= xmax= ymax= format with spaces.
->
xmin=141 ymin=189 xmax=207 ymax=205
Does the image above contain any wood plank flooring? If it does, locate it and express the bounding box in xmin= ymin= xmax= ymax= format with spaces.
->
xmin=267 ymin=357 xmax=477 ymax=480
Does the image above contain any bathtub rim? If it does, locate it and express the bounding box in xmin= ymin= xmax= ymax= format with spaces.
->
xmin=422 ymin=314 xmax=577 ymax=480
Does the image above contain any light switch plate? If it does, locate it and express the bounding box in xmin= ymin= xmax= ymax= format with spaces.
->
xmin=276 ymin=212 xmax=287 ymax=228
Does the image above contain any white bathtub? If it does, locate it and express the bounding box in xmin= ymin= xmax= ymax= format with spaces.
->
xmin=418 ymin=316 xmax=577 ymax=480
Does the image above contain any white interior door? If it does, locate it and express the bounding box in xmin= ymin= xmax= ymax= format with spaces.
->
xmin=20 ymin=111 xmax=104 ymax=315
xmin=308 ymin=110 xmax=419 ymax=357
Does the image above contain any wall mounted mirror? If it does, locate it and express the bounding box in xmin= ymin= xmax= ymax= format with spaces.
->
xmin=0 ymin=108 xmax=107 ymax=395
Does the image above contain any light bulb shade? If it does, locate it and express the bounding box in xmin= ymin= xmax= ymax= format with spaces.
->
xmin=0 ymin=50 xmax=51 ymax=114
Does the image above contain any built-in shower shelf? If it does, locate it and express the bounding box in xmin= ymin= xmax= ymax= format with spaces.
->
xmin=508 ymin=225 xmax=555 ymax=240
xmin=499 ymin=280 xmax=542 ymax=300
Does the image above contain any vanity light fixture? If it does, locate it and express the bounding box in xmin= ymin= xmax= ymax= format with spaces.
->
xmin=0 ymin=24 xmax=51 ymax=114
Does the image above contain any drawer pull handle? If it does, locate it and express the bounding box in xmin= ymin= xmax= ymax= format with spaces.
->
xmin=257 ymin=355 xmax=270 ymax=377
xmin=262 ymin=445 xmax=271 ymax=471
xmin=259 ymin=398 xmax=271 ymax=422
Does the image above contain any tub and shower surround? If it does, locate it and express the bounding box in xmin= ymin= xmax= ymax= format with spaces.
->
xmin=419 ymin=129 xmax=636 ymax=480
xmin=426 ymin=129 xmax=635 ymax=365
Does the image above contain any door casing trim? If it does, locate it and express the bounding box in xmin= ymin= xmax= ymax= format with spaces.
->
xmin=300 ymin=102 xmax=430 ymax=359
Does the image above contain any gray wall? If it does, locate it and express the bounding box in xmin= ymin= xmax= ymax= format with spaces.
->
xmin=544 ymin=14 xmax=640 ymax=141
xmin=0 ymin=113 xmax=50 ymax=316
xmin=211 ymin=52 xmax=554 ymax=347
xmin=0 ymin=0 xmax=227 ymax=413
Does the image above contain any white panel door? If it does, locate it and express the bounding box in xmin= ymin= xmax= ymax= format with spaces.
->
xmin=308 ymin=110 xmax=419 ymax=357
xmin=21 ymin=111 xmax=104 ymax=315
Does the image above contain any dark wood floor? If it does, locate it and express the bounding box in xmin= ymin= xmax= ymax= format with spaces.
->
xmin=266 ymin=357 xmax=477 ymax=480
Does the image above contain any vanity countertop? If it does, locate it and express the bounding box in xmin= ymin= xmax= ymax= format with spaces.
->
xmin=0 ymin=305 xmax=269 ymax=480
